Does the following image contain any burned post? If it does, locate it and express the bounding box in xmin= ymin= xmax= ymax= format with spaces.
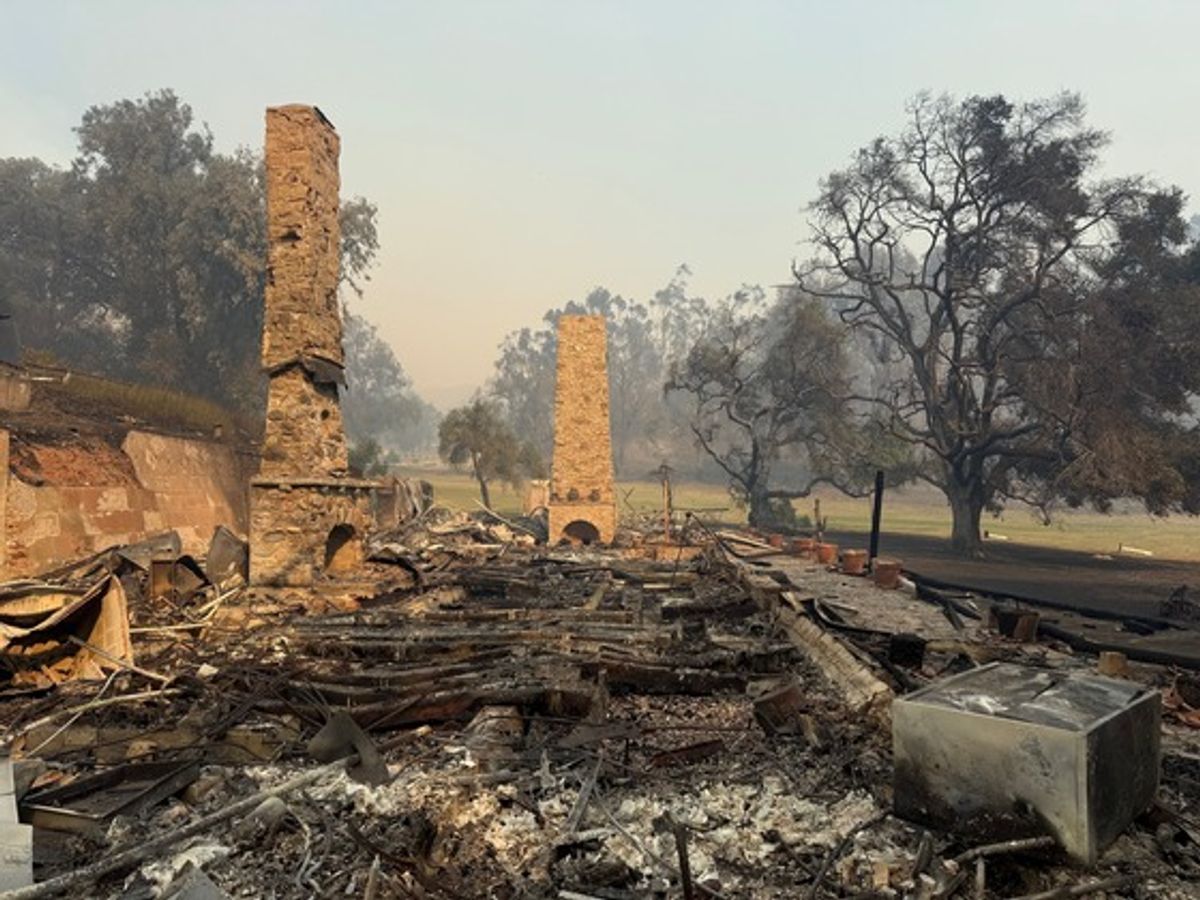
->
xmin=547 ymin=315 xmax=617 ymax=545
xmin=248 ymin=105 xmax=376 ymax=587
xmin=868 ymin=469 xmax=884 ymax=569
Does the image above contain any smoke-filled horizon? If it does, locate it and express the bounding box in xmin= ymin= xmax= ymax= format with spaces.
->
xmin=3 ymin=1 xmax=1198 ymax=409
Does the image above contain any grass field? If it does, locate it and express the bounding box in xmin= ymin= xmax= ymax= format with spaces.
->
xmin=394 ymin=465 xmax=1200 ymax=563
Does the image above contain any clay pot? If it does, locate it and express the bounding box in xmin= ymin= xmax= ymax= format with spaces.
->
xmin=768 ymin=533 xmax=785 ymax=549
xmin=815 ymin=542 xmax=839 ymax=565
xmin=991 ymin=607 xmax=1041 ymax=643
xmin=1097 ymin=651 xmax=1131 ymax=679
xmin=841 ymin=549 xmax=868 ymax=575
xmin=793 ymin=537 xmax=816 ymax=559
xmin=873 ymin=558 xmax=903 ymax=589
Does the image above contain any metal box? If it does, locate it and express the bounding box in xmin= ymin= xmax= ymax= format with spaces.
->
xmin=893 ymin=663 xmax=1160 ymax=863
xmin=20 ymin=759 xmax=199 ymax=838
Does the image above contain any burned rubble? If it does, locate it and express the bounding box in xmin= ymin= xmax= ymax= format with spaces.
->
xmin=0 ymin=103 xmax=1197 ymax=900
xmin=1 ymin=517 xmax=1198 ymax=899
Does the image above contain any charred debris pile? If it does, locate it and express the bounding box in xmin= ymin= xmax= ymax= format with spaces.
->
xmin=0 ymin=515 xmax=1196 ymax=899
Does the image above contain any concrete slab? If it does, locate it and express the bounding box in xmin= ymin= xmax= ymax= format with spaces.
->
xmin=0 ymin=758 xmax=16 ymax=824
xmin=0 ymin=822 xmax=33 ymax=890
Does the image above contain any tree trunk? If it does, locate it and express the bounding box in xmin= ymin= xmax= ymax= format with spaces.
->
xmin=472 ymin=452 xmax=492 ymax=508
xmin=945 ymin=478 xmax=984 ymax=557
xmin=747 ymin=485 xmax=771 ymax=529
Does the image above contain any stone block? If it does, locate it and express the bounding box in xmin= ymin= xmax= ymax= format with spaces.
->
xmin=0 ymin=822 xmax=31 ymax=890
xmin=0 ymin=369 xmax=30 ymax=413
xmin=547 ymin=502 xmax=616 ymax=546
xmin=262 ymin=105 xmax=343 ymax=370
xmin=258 ymin=366 xmax=347 ymax=478
xmin=249 ymin=105 xmax=378 ymax=589
xmin=259 ymin=105 xmax=349 ymax=481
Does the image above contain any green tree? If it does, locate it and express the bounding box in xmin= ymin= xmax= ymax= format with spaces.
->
xmin=0 ymin=89 xmax=384 ymax=421
xmin=438 ymin=397 xmax=543 ymax=508
xmin=491 ymin=322 xmax=557 ymax=458
xmin=0 ymin=158 xmax=94 ymax=369
xmin=667 ymin=287 xmax=877 ymax=527
xmin=348 ymin=435 xmax=388 ymax=477
xmin=797 ymin=92 xmax=1200 ymax=555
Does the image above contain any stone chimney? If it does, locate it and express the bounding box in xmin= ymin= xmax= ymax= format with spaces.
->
xmin=249 ymin=105 xmax=375 ymax=588
xmin=547 ymin=315 xmax=617 ymax=544
xmin=259 ymin=104 xmax=348 ymax=478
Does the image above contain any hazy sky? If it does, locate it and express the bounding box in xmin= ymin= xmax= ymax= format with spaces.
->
xmin=3 ymin=1 xmax=1198 ymax=407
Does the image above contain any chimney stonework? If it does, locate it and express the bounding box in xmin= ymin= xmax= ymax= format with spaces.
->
xmin=249 ymin=105 xmax=376 ymax=587
xmin=258 ymin=105 xmax=348 ymax=479
xmin=0 ymin=429 xmax=8 ymax=577
xmin=547 ymin=315 xmax=617 ymax=544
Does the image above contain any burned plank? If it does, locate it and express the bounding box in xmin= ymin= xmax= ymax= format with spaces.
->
xmin=648 ymin=739 xmax=725 ymax=769
xmin=580 ymin=659 xmax=747 ymax=695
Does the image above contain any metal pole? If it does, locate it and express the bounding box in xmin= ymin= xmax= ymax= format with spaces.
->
xmin=658 ymin=462 xmax=673 ymax=542
xmin=868 ymin=469 xmax=885 ymax=568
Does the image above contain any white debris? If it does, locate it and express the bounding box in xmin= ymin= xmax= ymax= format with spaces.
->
xmin=601 ymin=777 xmax=880 ymax=878
xmin=138 ymin=840 xmax=230 ymax=893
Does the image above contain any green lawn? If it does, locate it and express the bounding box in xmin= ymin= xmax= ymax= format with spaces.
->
xmin=394 ymin=465 xmax=1200 ymax=563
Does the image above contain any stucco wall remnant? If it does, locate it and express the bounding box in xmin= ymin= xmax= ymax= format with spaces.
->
xmin=4 ymin=431 xmax=247 ymax=578
xmin=547 ymin=315 xmax=617 ymax=544
xmin=249 ymin=104 xmax=375 ymax=587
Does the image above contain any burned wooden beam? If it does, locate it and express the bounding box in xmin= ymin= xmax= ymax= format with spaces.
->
xmin=648 ymin=739 xmax=725 ymax=769
xmin=580 ymin=659 xmax=747 ymax=695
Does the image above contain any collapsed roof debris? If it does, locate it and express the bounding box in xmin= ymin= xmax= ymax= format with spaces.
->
xmin=0 ymin=576 xmax=132 ymax=687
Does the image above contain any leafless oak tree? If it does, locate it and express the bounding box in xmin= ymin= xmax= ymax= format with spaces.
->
xmin=797 ymin=93 xmax=1200 ymax=555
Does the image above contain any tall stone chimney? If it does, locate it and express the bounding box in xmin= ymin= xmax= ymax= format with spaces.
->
xmin=249 ymin=105 xmax=375 ymax=588
xmin=259 ymin=104 xmax=348 ymax=478
xmin=547 ymin=315 xmax=617 ymax=544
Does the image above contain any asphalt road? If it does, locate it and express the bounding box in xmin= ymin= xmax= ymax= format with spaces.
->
xmin=826 ymin=528 xmax=1198 ymax=620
